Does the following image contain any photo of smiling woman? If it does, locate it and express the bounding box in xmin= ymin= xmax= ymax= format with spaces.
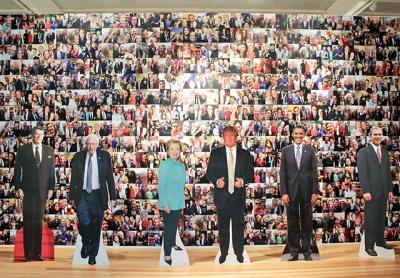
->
xmin=157 ymin=138 xmax=186 ymax=265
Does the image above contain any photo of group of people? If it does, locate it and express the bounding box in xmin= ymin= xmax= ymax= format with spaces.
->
xmin=0 ymin=12 xmax=399 ymax=247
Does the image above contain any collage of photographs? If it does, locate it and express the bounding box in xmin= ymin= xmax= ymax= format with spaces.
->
xmin=0 ymin=12 xmax=399 ymax=247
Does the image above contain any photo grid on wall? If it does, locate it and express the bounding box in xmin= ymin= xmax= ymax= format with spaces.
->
xmin=0 ymin=13 xmax=399 ymax=247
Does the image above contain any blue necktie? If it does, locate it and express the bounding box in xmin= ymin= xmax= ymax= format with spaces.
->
xmin=86 ymin=154 xmax=93 ymax=193
xmin=296 ymin=146 xmax=301 ymax=169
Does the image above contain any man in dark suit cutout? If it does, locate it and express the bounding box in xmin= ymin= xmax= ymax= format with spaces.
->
xmin=70 ymin=134 xmax=116 ymax=265
xmin=357 ymin=126 xmax=393 ymax=256
xmin=206 ymin=126 xmax=254 ymax=263
xmin=14 ymin=127 xmax=55 ymax=261
xmin=280 ymin=126 xmax=319 ymax=261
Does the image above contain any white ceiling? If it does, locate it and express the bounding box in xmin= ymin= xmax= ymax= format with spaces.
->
xmin=3 ymin=0 xmax=400 ymax=16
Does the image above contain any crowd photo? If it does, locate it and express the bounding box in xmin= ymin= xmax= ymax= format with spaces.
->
xmin=0 ymin=12 xmax=399 ymax=262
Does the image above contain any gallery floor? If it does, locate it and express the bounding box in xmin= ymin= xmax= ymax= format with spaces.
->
xmin=1 ymin=243 xmax=399 ymax=277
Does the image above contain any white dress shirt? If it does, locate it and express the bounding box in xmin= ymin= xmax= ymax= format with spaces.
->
xmin=83 ymin=151 xmax=100 ymax=191
xmin=294 ymin=143 xmax=303 ymax=168
xmin=226 ymin=145 xmax=237 ymax=191
xmin=372 ymin=144 xmax=383 ymax=163
xmin=294 ymin=143 xmax=303 ymax=154
xmin=32 ymin=143 xmax=42 ymax=162
xmin=371 ymin=144 xmax=381 ymax=156
xmin=216 ymin=146 xmax=237 ymax=186
xmin=225 ymin=145 xmax=237 ymax=167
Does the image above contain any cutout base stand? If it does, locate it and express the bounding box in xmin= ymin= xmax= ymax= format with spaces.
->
xmin=72 ymin=232 xmax=109 ymax=265
xmin=359 ymin=233 xmax=395 ymax=260
xmin=214 ymin=220 xmax=250 ymax=264
xmin=281 ymin=243 xmax=320 ymax=261
xmin=159 ymin=229 xmax=189 ymax=266
xmin=13 ymin=223 xmax=55 ymax=263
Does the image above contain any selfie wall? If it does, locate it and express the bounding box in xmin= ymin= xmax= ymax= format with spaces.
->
xmin=0 ymin=13 xmax=399 ymax=246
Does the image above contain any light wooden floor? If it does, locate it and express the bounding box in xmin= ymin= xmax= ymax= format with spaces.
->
xmin=1 ymin=244 xmax=399 ymax=278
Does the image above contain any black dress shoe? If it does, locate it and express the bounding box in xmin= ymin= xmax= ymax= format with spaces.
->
xmin=24 ymin=257 xmax=31 ymax=262
xmin=219 ymin=254 xmax=227 ymax=264
xmin=236 ymin=255 xmax=244 ymax=263
xmin=172 ymin=245 xmax=183 ymax=251
xmin=31 ymin=256 xmax=44 ymax=261
xmin=88 ymin=257 xmax=96 ymax=265
xmin=304 ymin=254 xmax=313 ymax=261
xmin=365 ymin=248 xmax=378 ymax=256
xmin=164 ymin=257 xmax=172 ymax=265
xmin=377 ymin=244 xmax=393 ymax=250
xmin=81 ymin=246 xmax=88 ymax=258
xmin=288 ymin=255 xmax=299 ymax=261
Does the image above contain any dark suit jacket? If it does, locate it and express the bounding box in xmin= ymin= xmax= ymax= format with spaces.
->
xmin=28 ymin=111 xmax=41 ymax=121
xmin=279 ymin=144 xmax=319 ymax=202
xmin=70 ymin=150 xmax=116 ymax=210
xmin=206 ymin=146 xmax=254 ymax=209
xmin=357 ymin=144 xmax=392 ymax=199
xmin=342 ymin=219 xmax=355 ymax=229
xmin=14 ymin=144 xmax=55 ymax=200
xmin=76 ymin=126 xmax=85 ymax=136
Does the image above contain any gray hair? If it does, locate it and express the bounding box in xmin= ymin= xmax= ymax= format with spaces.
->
xmin=31 ymin=126 xmax=44 ymax=136
xmin=85 ymin=134 xmax=100 ymax=146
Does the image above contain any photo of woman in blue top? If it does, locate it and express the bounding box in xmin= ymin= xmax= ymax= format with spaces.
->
xmin=158 ymin=138 xmax=186 ymax=265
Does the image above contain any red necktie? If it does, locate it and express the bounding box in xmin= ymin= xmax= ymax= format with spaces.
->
xmin=377 ymin=147 xmax=381 ymax=163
